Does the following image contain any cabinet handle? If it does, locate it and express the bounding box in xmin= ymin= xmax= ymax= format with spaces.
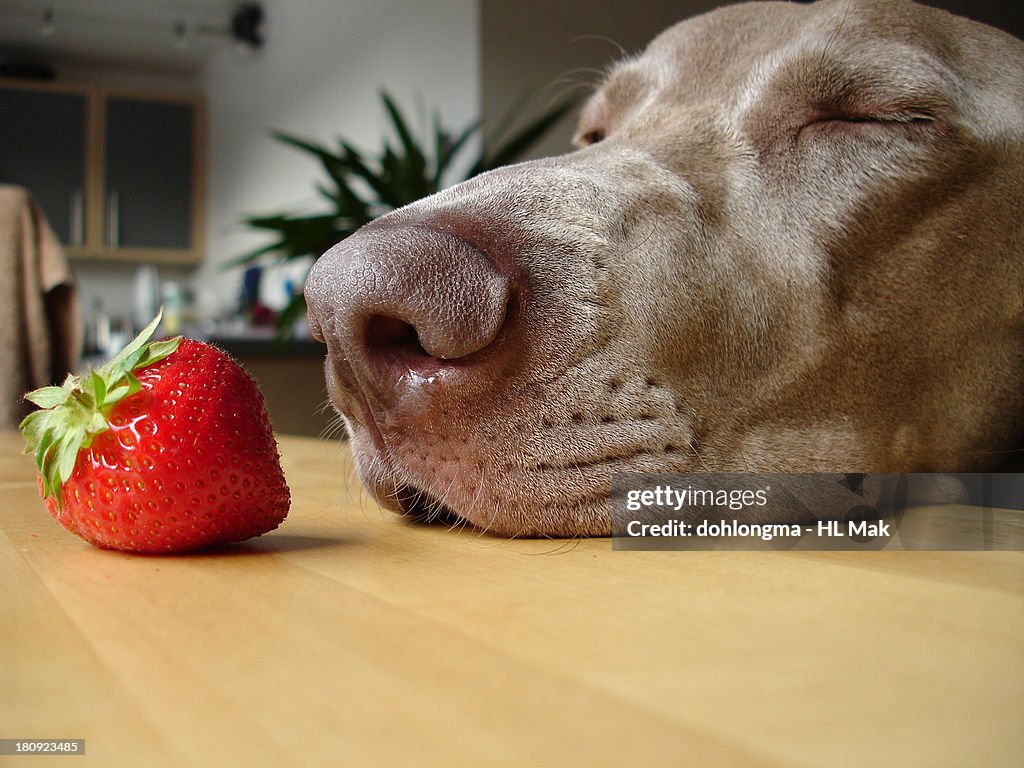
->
xmin=69 ymin=189 xmax=84 ymax=247
xmin=106 ymin=190 xmax=120 ymax=248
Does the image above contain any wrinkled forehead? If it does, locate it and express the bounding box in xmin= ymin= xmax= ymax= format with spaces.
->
xmin=581 ymin=0 xmax=965 ymax=120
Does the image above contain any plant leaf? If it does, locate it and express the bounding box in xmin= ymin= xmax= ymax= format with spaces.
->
xmin=137 ymin=338 xmax=181 ymax=369
xmin=55 ymin=425 xmax=85 ymax=485
xmin=89 ymin=371 xmax=107 ymax=407
xmin=434 ymin=114 xmax=480 ymax=187
xmin=24 ymin=386 xmax=71 ymax=409
xmin=19 ymin=408 xmax=49 ymax=453
xmin=339 ymin=142 xmax=392 ymax=202
xmin=272 ymin=131 xmax=352 ymax=190
xmin=381 ymin=92 xmax=428 ymax=193
xmin=102 ymin=310 xmax=164 ymax=374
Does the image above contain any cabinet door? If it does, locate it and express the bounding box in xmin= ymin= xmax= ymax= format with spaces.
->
xmin=0 ymin=84 xmax=88 ymax=245
xmin=103 ymin=95 xmax=196 ymax=252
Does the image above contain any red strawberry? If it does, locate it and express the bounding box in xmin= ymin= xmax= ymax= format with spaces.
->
xmin=20 ymin=312 xmax=290 ymax=553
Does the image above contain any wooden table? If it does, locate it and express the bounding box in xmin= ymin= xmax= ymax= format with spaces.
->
xmin=2 ymin=431 xmax=1022 ymax=767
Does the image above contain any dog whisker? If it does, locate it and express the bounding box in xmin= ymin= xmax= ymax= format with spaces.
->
xmin=688 ymin=436 xmax=712 ymax=473
xmin=464 ymin=464 xmax=490 ymax=538
xmin=618 ymin=217 xmax=661 ymax=260
xmin=567 ymin=33 xmax=629 ymax=62
xmin=529 ymin=535 xmax=583 ymax=554
xmin=546 ymin=79 xmax=603 ymax=106
xmin=548 ymin=66 xmax=610 ymax=88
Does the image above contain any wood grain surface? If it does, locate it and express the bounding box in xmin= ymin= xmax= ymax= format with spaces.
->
xmin=2 ymin=432 xmax=1021 ymax=767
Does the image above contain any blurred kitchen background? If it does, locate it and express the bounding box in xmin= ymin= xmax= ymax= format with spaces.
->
xmin=1 ymin=0 xmax=1019 ymax=436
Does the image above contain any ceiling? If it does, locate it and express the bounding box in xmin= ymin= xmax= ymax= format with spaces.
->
xmin=0 ymin=1 xmax=249 ymax=74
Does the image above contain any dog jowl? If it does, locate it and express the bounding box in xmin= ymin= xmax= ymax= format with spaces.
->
xmin=304 ymin=0 xmax=1024 ymax=536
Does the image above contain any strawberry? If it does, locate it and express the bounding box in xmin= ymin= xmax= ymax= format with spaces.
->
xmin=20 ymin=312 xmax=290 ymax=553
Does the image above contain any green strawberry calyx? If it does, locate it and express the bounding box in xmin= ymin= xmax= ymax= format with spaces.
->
xmin=19 ymin=310 xmax=182 ymax=512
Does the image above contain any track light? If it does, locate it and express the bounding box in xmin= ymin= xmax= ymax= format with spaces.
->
xmin=22 ymin=3 xmax=266 ymax=53
xmin=40 ymin=6 xmax=55 ymax=37
xmin=174 ymin=19 xmax=189 ymax=51
xmin=231 ymin=4 xmax=265 ymax=50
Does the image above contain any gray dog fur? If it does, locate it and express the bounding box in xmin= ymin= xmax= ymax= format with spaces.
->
xmin=304 ymin=0 xmax=1024 ymax=536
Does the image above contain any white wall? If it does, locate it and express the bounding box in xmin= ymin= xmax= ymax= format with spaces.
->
xmin=196 ymin=0 xmax=481 ymax=321
xmin=480 ymin=0 xmax=728 ymax=162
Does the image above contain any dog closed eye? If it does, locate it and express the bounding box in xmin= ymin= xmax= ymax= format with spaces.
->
xmin=798 ymin=108 xmax=940 ymax=138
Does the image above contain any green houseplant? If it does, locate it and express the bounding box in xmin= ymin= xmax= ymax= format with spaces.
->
xmin=237 ymin=91 xmax=577 ymax=333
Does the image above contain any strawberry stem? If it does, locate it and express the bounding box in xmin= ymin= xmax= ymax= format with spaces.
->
xmin=19 ymin=309 xmax=182 ymax=511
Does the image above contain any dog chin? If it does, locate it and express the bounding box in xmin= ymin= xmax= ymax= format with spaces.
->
xmin=345 ymin=422 xmax=617 ymax=537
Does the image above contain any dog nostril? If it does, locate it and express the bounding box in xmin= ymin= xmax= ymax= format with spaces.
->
xmin=365 ymin=315 xmax=428 ymax=360
xmin=306 ymin=221 xmax=517 ymax=409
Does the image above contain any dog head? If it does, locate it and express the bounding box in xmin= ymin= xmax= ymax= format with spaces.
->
xmin=305 ymin=0 xmax=1024 ymax=536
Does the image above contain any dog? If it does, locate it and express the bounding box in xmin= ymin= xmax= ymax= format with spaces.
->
xmin=304 ymin=0 xmax=1024 ymax=536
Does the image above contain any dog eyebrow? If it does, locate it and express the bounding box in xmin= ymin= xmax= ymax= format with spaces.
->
xmin=777 ymin=48 xmax=958 ymax=118
xmin=597 ymin=63 xmax=656 ymax=115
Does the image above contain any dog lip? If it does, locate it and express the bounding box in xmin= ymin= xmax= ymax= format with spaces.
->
xmin=325 ymin=355 xmax=394 ymax=456
xmin=393 ymin=484 xmax=465 ymax=527
xmin=364 ymin=344 xmax=459 ymax=412
xmin=354 ymin=455 xmax=467 ymax=527
xmin=328 ymin=351 xmax=468 ymax=461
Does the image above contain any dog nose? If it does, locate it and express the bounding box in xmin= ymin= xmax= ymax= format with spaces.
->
xmin=304 ymin=220 xmax=513 ymax=412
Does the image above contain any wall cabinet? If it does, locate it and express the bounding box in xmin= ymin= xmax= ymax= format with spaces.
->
xmin=0 ymin=83 xmax=89 ymax=247
xmin=0 ymin=79 xmax=205 ymax=264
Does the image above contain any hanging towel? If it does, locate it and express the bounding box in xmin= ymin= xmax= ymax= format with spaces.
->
xmin=0 ymin=184 xmax=82 ymax=429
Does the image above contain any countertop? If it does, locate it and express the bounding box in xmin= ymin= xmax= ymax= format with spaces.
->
xmin=2 ymin=431 xmax=1022 ymax=767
